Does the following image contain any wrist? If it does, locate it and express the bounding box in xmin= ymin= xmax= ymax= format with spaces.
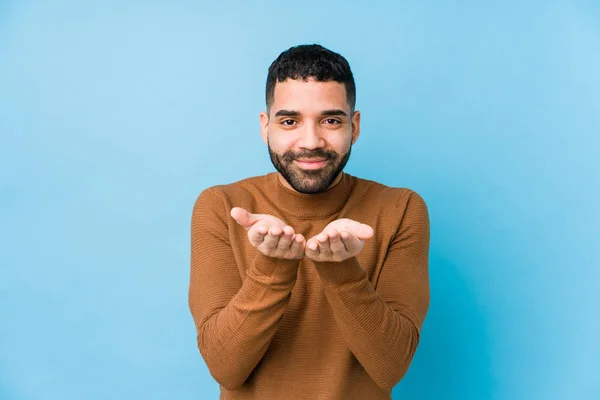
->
xmin=313 ymin=256 xmax=366 ymax=287
xmin=252 ymin=252 xmax=300 ymax=282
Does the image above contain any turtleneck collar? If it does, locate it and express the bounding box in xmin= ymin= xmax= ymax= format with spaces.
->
xmin=266 ymin=171 xmax=355 ymax=219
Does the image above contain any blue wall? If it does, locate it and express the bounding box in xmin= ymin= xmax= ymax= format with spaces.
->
xmin=1 ymin=1 xmax=599 ymax=399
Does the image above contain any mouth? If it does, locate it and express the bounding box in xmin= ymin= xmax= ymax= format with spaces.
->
xmin=294 ymin=158 xmax=329 ymax=170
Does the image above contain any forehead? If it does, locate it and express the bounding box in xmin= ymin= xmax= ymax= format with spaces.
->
xmin=271 ymin=79 xmax=349 ymax=114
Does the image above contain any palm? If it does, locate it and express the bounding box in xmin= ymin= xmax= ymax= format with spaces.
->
xmin=305 ymin=218 xmax=374 ymax=262
xmin=323 ymin=219 xmax=374 ymax=239
xmin=230 ymin=207 xmax=306 ymax=259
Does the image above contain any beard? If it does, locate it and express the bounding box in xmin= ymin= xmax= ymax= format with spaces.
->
xmin=268 ymin=141 xmax=352 ymax=195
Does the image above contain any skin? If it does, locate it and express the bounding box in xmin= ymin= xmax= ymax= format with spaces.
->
xmin=230 ymin=78 xmax=374 ymax=262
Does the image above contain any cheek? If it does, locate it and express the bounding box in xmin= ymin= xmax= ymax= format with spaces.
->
xmin=327 ymin=133 xmax=353 ymax=152
xmin=268 ymin=132 xmax=296 ymax=152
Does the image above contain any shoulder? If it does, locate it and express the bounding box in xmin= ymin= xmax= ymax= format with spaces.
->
xmin=192 ymin=173 xmax=272 ymax=212
xmin=349 ymin=174 xmax=428 ymax=213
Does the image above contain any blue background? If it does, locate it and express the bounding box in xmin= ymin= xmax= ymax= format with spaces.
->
xmin=1 ymin=1 xmax=599 ymax=399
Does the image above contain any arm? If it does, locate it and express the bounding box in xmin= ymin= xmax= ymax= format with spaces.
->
xmin=312 ymin=192 xmax=430 ymax=390
xmin=188 ymin=188 xmax=301 ymax=390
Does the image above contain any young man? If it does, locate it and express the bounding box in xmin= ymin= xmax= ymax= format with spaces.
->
xmin=189 ymin=44 xmax=430 ymax=400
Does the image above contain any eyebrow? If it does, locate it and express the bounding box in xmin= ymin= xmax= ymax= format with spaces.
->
xmin=273 ymin=109 xmax=348 ymax=117
xmin=274 ymin=109 xmax=300 ymax=117
xmin=321 ymin=109 xmax=348 ymax=117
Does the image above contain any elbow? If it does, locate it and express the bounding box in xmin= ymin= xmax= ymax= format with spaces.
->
xmin=197 ymin=341 xmax=249 ymax=391
xmin=199 ymin=348 xmax=249 ymax=391
xmin=373 ymin=363 xmax=411 ymax=391
xmin=207 ymin=367 xmax=247 ymax=391
xmin=372 ymin=331 xmax=420 ymax=391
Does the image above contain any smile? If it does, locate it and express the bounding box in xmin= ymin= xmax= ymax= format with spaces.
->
xmin=294 ymin=159 xmax=329 ymax=170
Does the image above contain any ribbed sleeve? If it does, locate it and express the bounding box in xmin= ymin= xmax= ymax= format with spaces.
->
xmin=188 ymin=188 xmax=300 ymax=390
xmin=313 ymin=191 xmax=430 ymax=390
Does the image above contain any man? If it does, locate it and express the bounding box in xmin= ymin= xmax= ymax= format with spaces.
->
xmin=189 ymin=44 xmax=430 ymax=400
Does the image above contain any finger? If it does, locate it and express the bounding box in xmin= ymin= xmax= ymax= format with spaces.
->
xmin=282 ymin=225 xmax=295 ymax=236
xmin=276 ymin=226 xmax=295 ymax=251
xmin=316 ymin=231 xmax=329 ymax=243
xmin=262 ymin=226 xmax=283 ymax=249
xmin=316 ymin=233 xmax=331 ymax=254
xmin=340 ymin=230 xmax=352 ymax=242
xmin=230 ymin=207 xmax=255 ymax=228
xmin=247 ymin=224 xmax=268 ymax=246
xmin=289 ymin=234 xmax=306 ymax=257
xmin=327 ymin=230 xmax=346 ymax=254
xmin=341 ymin=230 xmax=363 ymax=253
xmin=353 ymin=223 xmax=374 ymax=240
xmin=305 ymin=238 xmax=320 ymax=258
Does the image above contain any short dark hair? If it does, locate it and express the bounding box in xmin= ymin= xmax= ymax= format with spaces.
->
xmin=265 ymin=44 xmax=356 ymax=113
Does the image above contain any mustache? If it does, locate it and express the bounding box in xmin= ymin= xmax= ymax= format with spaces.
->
xmin=282 ymin=149 xmax=337 ymax=163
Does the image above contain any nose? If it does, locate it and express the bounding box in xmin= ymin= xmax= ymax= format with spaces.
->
xmin=297 ymin=122 xmax=325 ymax=150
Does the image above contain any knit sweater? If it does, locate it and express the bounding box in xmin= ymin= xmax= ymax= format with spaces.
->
xmin=188 ymin=171 xmax=430 ymax=400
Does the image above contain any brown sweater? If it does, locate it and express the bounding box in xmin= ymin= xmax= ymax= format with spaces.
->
xmin=189 ymin=172 xmax=430 ymax=400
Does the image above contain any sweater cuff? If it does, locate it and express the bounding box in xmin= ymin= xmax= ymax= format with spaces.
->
xmin=252 ymin=252 xmax=300 ymax=283
xmin=313 ymin=256 xmax=367 ymax=287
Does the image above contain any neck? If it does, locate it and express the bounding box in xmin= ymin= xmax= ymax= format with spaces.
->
xmin=270 ymin=171 xmax=354 ymax=219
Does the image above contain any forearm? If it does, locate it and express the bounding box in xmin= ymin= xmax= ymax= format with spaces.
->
xmin=191 ymin=253 xmax=299 ymax=390
xmin=314 ymin=257 xmax=424 ymax=390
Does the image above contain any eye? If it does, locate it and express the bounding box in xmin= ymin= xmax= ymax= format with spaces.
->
xmin=323 ymin=118 xmax=341 ymax=125
xmin=281 ymin=119 xmax=297 ymax=126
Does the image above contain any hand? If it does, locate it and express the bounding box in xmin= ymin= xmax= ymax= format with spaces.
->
xmin=305 ymin=218 xmax=374 ymax=262
xmin=230 ymin=207 xmax=306 ymax=259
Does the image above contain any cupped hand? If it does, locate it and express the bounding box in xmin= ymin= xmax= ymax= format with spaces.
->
xmin=230 ymin=207 xmax=306 ymax=259
xmin=305 ymin=218 xmax=374 ymax=262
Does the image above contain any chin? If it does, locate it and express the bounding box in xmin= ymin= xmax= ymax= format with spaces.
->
xmin=293 ymin=185 xmax=327 ymax=195
xmin=290 ymin=174 xmax=336 ymax=194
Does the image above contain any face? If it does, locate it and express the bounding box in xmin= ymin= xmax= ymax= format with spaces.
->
xmin=260 ymin=78 xmax=360 ymax=194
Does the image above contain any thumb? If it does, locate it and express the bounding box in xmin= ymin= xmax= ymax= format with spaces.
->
xmin=351 ymin=223 xmax=374 ymax=240
xmin=230 ymin=207 xmax=257 ymax=228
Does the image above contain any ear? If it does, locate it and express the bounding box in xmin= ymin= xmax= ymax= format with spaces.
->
xmin=351 ymin=110 xmax=361 ymax=144
xmin=260 ymin=111 xmax=269 ymax=145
